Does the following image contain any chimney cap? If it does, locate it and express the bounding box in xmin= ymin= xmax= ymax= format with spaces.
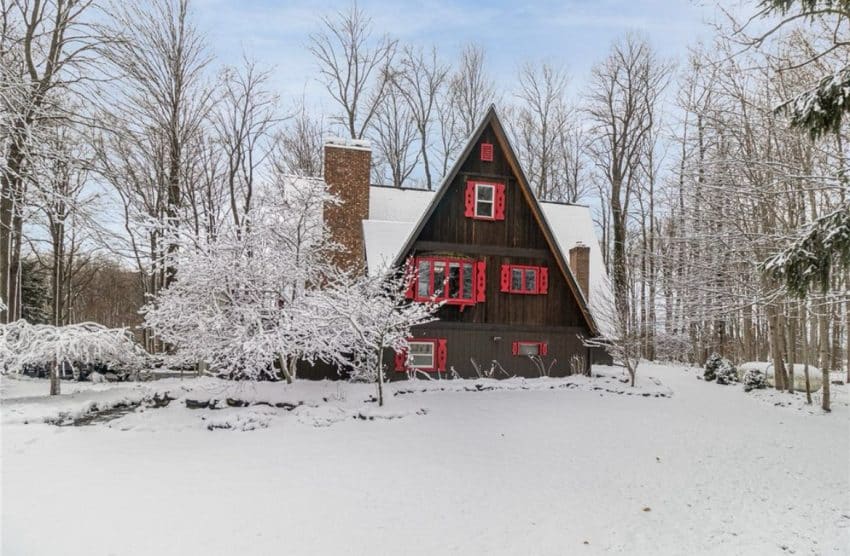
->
xmin=324 ymin=136 xmax=372 ymax=151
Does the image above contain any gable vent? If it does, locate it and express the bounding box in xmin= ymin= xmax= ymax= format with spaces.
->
xmin=480 ymin=142 xmax=494 ymax=162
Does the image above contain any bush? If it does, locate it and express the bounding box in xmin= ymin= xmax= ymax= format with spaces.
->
xmin=715 ymin=359 xmax=739 ymax=385
xmin=703 ymin=352 xmax=723 ymax=381
xmin=742 ymin=369 xmax=767 ymax=392
xmin=704 ymin=352 xmax=738 ymax=384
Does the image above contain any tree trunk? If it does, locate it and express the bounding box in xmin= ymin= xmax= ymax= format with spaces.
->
xmin=376 ymin=348 xmax=385 ymax=406
xmin=819 ymin=302 xmax=830 ymax=411
xmin=278 ymin=354 xmax=293 ymax=384
xmin=802 ymin=309 xmax=812 ymax=404
xmin=50 ymin=359 xmax=61 ymax=396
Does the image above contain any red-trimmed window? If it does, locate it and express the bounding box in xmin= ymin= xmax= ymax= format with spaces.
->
xmin=464 ymin=180 xmax=505 ymax=220
xmin=395 ymin=339 xmax=447 ymax=372
xmin=409 ymin=256 xmax=485 ymax=305
xmin=480 ymin=142 xmax=494 ymax=162
xmin=500 ymin=264 xmax=548 ymax=294
xmin=512 ymin=341 xmax=548 ymax=356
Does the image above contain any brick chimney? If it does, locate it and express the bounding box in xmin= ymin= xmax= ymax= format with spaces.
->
xmin=569 ymin=243 xmax=590 ymax=301
xmin=323 ymin=138 xmax=371 ymax=273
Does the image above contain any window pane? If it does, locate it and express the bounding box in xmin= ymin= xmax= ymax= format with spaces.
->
xmin=476 ymin=185 xmax=493 ymax=201
xmin=511 ymin=268 xmax=523 ymax=291
xmin=525 ymin=269 xmax=537 ymax=292
xmin=433 ymin=262 xmax=446 ymax=297
xmin=463 ymin=262 xmax=474 ymax=299
xmin=476 ymin=201 xmax=493 ymax=218
xmin=408 ymin=342 xmax=434 ymax=368
xmin=448 ymin=262 xmax=461 ymax=298
xmin=417 ymin=260 xmax=430 ymax=298
xmin=518 ymin=343 xmax=540 ymax=356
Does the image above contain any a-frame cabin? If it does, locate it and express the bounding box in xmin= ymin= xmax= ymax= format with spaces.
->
xmin=313 ymin=105 xmax=609 ymax=380
xmin=386 ymin=107 xmax=601 ymax=378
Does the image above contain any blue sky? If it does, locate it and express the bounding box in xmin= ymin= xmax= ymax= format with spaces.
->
xmin=192 ymin=0 xmax=734 ymax=117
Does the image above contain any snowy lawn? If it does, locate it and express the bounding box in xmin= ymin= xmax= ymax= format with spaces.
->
xmin=2 ymin=363 xmax=848 ymax=555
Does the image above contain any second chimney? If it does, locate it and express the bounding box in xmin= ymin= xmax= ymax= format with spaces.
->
xmin=569 ymin=243 xmax=590 ymax=301
xmin=323 ymin=138 xmax=371 ymax=274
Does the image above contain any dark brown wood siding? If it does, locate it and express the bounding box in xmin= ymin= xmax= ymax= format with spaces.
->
xmin=393 ymin=322 xmax=592 ymax=379
xmin=409 ymin=123 xmax=584 ymax=329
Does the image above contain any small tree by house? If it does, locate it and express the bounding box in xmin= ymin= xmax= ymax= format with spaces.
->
xmin=302 ymin=267 xmax=439 ymax=406
xmin=583 ymin=275 xmax=640 ymax=386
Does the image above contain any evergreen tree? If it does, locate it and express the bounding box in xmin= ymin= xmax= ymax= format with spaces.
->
xmin=20 ymin=259 xmax=49 ymax=324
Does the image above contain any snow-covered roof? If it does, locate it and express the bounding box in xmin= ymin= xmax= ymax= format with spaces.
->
xmin=539 ymin=202 xmax=609 ymax=307
xmin=368 ymin=186 xmax=435 ymax=222
xmin=362 ymin=219 xmax=417 ymax=274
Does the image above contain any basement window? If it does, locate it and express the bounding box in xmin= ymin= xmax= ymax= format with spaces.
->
xmin=408 ymin=341 xmax=435 ymax=369
xmin=395 ymin=338 xmax=448 ymax=372
xmin=512 ymin=341 xmax=548 ymax=356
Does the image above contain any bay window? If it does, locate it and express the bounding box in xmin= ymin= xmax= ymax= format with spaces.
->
xmin=409 ymin=256 xmax=485 ymax=305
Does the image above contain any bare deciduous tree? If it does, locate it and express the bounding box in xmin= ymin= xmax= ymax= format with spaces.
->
xmin=393 ymin=45 xmax=448 ymax=189
xmin=212 ymin=56 xmax=280 ymax=232
xmin=585 ymin=34 xmax=670 ymax=325
xmin=448 ymin=43 xmax=497 ymax=139
xmin=370 ymin=85 xmax=419 ymax=188
xmin=309 ymin=3 xmax=396 ymax=140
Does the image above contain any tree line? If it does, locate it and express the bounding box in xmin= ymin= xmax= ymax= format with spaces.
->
xmin=1 ymin=0 xmax=847 ymax=397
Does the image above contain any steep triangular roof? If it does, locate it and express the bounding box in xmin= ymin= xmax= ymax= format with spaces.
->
xmin=390 ymin=105 xmax=599 ymax=336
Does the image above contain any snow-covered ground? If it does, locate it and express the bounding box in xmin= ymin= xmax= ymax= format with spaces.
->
xmin=2 ymin=363 xmax=848 ymax=555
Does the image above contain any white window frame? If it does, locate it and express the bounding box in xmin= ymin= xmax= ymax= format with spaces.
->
xmin=407 ymin=341 xmax=436 ymax=369
xmin=474 ymin=183 xmax=495 ymax=219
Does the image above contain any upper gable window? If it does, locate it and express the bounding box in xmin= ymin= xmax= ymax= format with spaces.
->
xmin=475 ymin=183 xmax=495 ymax=219
xmin=464 ymin=180 xmax=505 ymax=221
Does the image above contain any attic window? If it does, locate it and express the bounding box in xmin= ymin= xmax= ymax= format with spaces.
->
xmin=480 ymin=142 xmax=494 ymax=162
xmin=475 ymin=183 xmax=494 ymax=219
xmin=464 ymin=180 xmax=505 ymax=220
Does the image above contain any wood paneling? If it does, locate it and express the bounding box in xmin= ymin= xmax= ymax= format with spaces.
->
xmin=407 ymin=123 xmax=585 ymax=329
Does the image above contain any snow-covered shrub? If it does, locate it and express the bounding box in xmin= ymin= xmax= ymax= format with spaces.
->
xmin=0 ymin=320 xmax=148 ymax=394
xmin=714 ymin=359 xmax=739 ymax=385
xmin=742 ymin=369 xmax=767 ymax=392
xmin=703 ymin=352 xmax=723 ymax=381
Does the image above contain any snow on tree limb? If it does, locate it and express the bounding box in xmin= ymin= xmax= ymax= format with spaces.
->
xmin=775 ymin=66 xmax=850 ymax=139
xmin=0 ymin=320 xmax=147 ymax=375
xmin=763 ymin=204 xmax=850 ymax=297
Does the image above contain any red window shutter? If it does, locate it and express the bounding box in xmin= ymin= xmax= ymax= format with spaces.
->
xmin=539 ymin=267 xmax=548 ymax=294
xmin=437 ymin=339 xmax=447 ymax=371
xmin=500 ymin=264 xmax=510 ymax=292
xmin=511 ymin=341 xmax=519 ymax=355
xmin=394 ymin=349 xmax=407 ymax=371
xmin=464 ymin=181 xmax=475 ymax=217
xmin=405 ymin=259 xmax=416 ymax=299
xmin=494 ymin=183 xmax=506 ymax=220
xmin=475 ymin=260 xmax=486 ymax=302
xmin=540 ymin=342 xmax=548 ymax=356
xmin=480 ymin=143 xmax=494 ymax=162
